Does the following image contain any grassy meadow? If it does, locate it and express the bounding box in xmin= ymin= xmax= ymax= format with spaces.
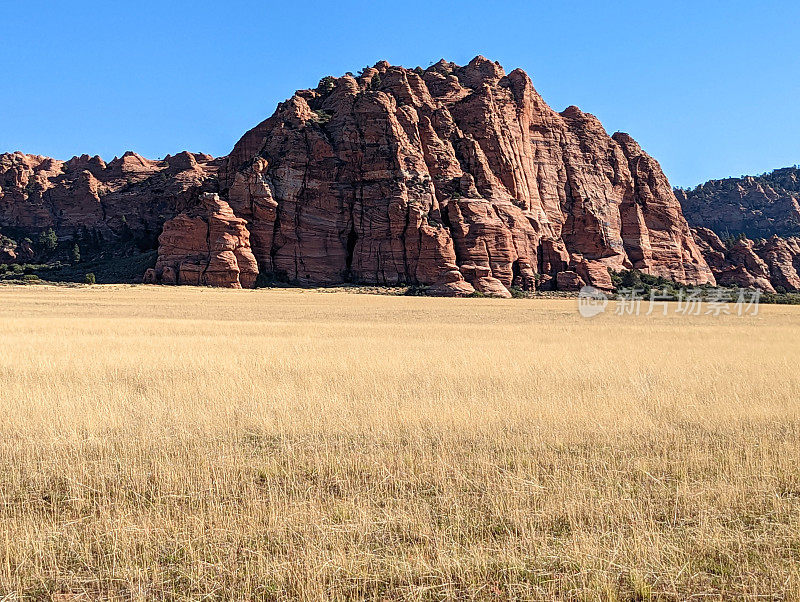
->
xmin=0 ymin=284 xmax=799 ymax=600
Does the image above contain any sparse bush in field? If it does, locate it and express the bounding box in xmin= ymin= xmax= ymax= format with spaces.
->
xmin=84 ymin=273 xmax=96 ymax=285
xmin=0 ymin=234 xmax=16 ymax=249
xmin=761 ymin=292 xmax=800 ymax=304
xmin=611 ymin=269 xmax=686 ymax=298
xmin=254 ymin=272 xmax=274 ymax=288
xmin=403 ymin=285 xmax=429 ymax=296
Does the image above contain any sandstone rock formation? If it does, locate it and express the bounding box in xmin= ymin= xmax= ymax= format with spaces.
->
xmin=220 ymin=56 xmax=715 ymax=295
xmin=151 ymin=193 xmax=258 ymax=288
xmin=679 ymin=166 xmax=800 ymax=293
xmin=692 ymin=227 xmax=800 ymax=292
xmin=0 ymin=150 xmax=220 ymax=246
xmin=556 ymin=271 xmax=586 ymax=292
xmin=678 ymin=167 xmax=800 ymax=239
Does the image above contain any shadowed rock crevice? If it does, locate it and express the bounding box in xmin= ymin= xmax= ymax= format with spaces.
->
xmin=345 ymin=227 xmax=358 ymax=281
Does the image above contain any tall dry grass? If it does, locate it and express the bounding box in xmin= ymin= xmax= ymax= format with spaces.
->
xmin=0 ymin=284 xmax=799 ymax=600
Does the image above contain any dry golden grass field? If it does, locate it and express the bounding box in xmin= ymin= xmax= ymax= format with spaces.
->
xmin=1 ymin=284 xmax=799 ymax=601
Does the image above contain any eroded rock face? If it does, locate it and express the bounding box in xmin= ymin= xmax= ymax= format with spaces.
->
xmin=758 ymin=236 xmax=800 ymax=292
xmin=221 ymin=56 xmax=714 ymax=295
xmin=153 ymin=193 xmax=258 ymax=288
xmin=556 ymin=271 xmax=586 ymax=292
xmin=681 ymin=167 xmax=800 ymax=293
xmin=0 ymin=150 xmax=220 ymax=245
xmin=691 ymin=227 xmax=800 ymax=292
xmin=678 ymin=167 xmax=800 ymax=239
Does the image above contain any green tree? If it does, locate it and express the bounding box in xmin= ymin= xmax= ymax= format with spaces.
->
xmin=71 ymin=244 xmax=81 ymax=264
xmin=84 ymin=273 xmax=96 ymax=285
xmin=38 ymin=228 xmax=58 ymax=252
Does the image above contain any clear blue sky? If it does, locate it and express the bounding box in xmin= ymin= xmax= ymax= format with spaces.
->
xmin=3 ymin=0 xmax=798 ymax=187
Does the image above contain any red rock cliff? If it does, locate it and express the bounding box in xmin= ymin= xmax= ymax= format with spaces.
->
xmin=0 ymin=150 xmax=220 ymax=242
xmin=220 ymin=57 xmax=715 ymax=295
xmin=693 ymin=227 xmax=800 ymax=293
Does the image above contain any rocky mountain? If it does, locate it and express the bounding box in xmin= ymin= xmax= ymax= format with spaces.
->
xmin=198 ymin=56 xmax=713 ymax=295
xmin=675 ymin=167 xmax=800 ymax=294
xmin=677 ymin=167 xmax=800 ymax=240
xmin=14 ymin=56 xmax=782 ymax=294
xmin=691 ymin=228 xmax=800 ymax=293
xmin=0 ymin=151 xmax=220 ymax=267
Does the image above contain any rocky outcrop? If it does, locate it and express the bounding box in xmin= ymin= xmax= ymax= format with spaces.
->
xmin=691 ymin=227 xmax=800 ymax=292
xmin=680 ymin=166 xmax=800 ymax=293
xmin=151 ymin=193 xmax=258 ymax=288
xmin=556 ymin=271 xmax=586 ymax=292
xmin=678 ymin=167 xmax=800 ymax=239
xmin=0 ymin=150 xmax=220 ymax=249
xmin=220 ymin=56 xmax=714 ymax=295
xmin=758 ymin=236 xmax=800 ymax=292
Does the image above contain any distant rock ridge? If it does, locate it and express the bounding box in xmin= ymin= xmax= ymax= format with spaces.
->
xmin=677 ymin=166 xmax=800 ymax=240
xmin=677 ymin=166 xmax=800 ymax=293
xmin=0 ymin=150 xmax=220 ymax=242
